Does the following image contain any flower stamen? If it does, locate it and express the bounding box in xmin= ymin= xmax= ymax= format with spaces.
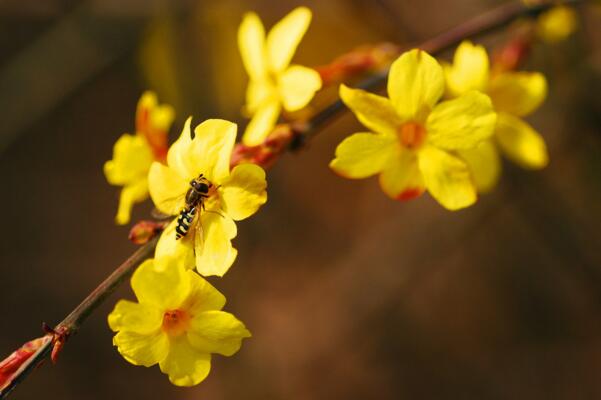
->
xmin=162 ymin=309 xmax=190 ymax=336
xmin=398 ymin=122 xmax=426 ymax=149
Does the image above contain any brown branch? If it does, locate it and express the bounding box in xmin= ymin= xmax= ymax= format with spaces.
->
xmin=301 ymin=0 xmax=587 ymax=140
xmin=0 ymin=0 xmax=589 ymax=397
xmin=0 ymin=235 xmax=159 ymax=398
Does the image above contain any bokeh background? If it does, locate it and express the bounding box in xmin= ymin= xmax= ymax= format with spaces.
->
xmin=1 ymin=0 xmax=601 ymax=399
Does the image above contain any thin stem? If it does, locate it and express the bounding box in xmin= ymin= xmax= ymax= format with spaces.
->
xmin=0 ymin=236 xmax=159 ymax=399
xmin=301 ymin=0 xmax=587 ymax=140
xmin=0 ymin=0 xmax=588 ymax=397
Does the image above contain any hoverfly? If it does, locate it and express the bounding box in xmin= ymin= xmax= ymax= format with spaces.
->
xmin=152 ymin=173 xmax=225 ymax=242
xmin=174 ymin=174 xmax=212 ymax=240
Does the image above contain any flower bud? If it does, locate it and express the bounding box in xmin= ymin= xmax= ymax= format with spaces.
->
xmin=128 ymin=220 xmax=168 ymax=245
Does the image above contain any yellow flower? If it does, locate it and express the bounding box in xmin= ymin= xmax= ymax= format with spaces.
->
xmin=148 ymin=118 xmax=267 ymax=277
xmin=104 ymin=92 xmax=175 ymax=225
xmin=536 ymin=6 xmax=578 ymax=43
xmin=238 ymin=7 xmax=322 ymax=146
xmin=108 ymin=258 xmax=251 ymax=386
xmin=444 ymin=41 xmax=548 ymax=192
xmin=330 ymin=49 xmax=496 ymax=211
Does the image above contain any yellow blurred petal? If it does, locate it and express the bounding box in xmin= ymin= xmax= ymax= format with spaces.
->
xmin=188 ymin=311 xmax=251 ymax=357
xmin=104 ymin=134 xmax=153 ymax=185
xmin=155 ymin=220 xmax=196 ymax=270
xmin=242 ymin=101 xmax=281 ymax=146
xmin=388 ymin=49 xmax=444 ymax=122
xmin=266 ymin=7 xmax=312 ymax=73
xmin=279 ymin=65 xmax=322 ymax=111
xmin=108 ymin=300 xmax=162 ymax=334
xmin=136 ymin=91 xmax=175 ymax=134
xmin=195 ymin=213 xmax=237 ymax=277
xmin=159 ymin=336 xmax=211 ymax=387
xmin=378 ymin=149 xmax=425 ymax=200
xmin=495 ymin=113 xmax=549 ymax=169
xmin=537 ymin=6 xmax=578 ymax=43
xmin=131 ymin=259 xmax=190 ymax=310
xmin=188 ymin=119 xmax=237 ymax=183
xmin=246 ymin=79 xmax=277 ymax=115
xmin=115 ymin=178 xmax=149 ymax=225
xmin=459 ymin=140 xmax=501 ymax=193
xmin=180 ymin=270 xmax=226 ymax=315
xmin=167 ymin=117 xmax=194 ymax=178
xmin=113 ymin=329 xmax=169 ymax=367
xmin=238 ymin=12 xmax=267 ymax=80
xmin=329 ymin=132 xmax=396 ymax=179
xmin=148 ymin=162 xmax=188 ymax=216
xmin=444 ymin=40 xmax=489 ymax=97
xmin=220 ymin=163 xmax=268 ymax=221
xmin=339 ymin=84 xmax=403 ymax=137
xmin=418 ymin=146 xmax=477 ymax=210
xmin=488 ymin=72 xmax=547 ymax=117
xmin=426 ymin=91 xmax=496 ymax=150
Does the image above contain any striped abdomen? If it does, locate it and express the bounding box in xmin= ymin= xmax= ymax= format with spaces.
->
xmin=175 ymin=206 xmax=197 ymax=240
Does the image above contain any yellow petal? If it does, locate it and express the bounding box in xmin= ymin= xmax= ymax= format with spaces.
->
xmin=131 ymin=259 xmax=190 ymax=310
xmin=115 ymin=178 xmax=148 ymax=225
xmin=238 ymin=12 xmax=267 ymax=80
xmin=388 ymin=49 xmax=444 ymax=122
xmin=155 ymin=220 xmax=196 ymax=270
xmin=488 ymin=72 xmax=547 ymax=117
xmin=104 ymin=134 xmax=153 ymax=185
xmin=242 ymin=100 xmax=281 ymax=146
xmin=536 ymin=6 xmax=578 ymax=43
xmin=136 ymin=91 xmax=175 ymax=135
xmin=108 ymin=300 xmax=162 ymax=334
xmin=159 ymin=336 xmax=211 ymax=387
xmin=339 ymin=84 xmax=403 ymax=137
xmin=195 ymin=213 xmax=238 ymax=277
xmin=418 ymin=145 xmax=477 ymax=210
xmin=166 ymin=117 xmax=194 ymax=178
xmin=426 ymin=91 xmax=496 ymax=150
xmin=246 ymin=79 xmax=277 ymax=115
xmin=278 ymin=65 xmax=322 ymax=111
xmin=148 ymin=162 xmax=188 ymax=216
xmin=378 ymin=148 xmax=425 ymax=200
xmin=329 ymin=132 xmax=396 ymax=179
xmin=188 ymin=119 xmax=237 ymax=183
xmin=220 ymin=163 xmax=268 ymax=221
xmin=113 ymin=330 xmax=169 ymax=367
xmin=266 ymin=7 xmax=312 ymax=73
xmin=180 ymin=270 xmax=226 ymax=315
xmin=188 ymin=311 xmax=251 ymax=357
xmin=444 ymin=40 xmax=489 ymax=97
xmin=458 ymin=140 xmax=501 ymax=193
xmin=495 ymin=113 xmax=549 ymax=169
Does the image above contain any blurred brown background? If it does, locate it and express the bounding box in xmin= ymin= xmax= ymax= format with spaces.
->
xmin=1 ymin=0 xmax=601 ymax=399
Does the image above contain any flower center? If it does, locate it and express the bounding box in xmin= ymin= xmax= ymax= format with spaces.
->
xmin=162 ymin=309 xmax=190 ymax=336
xmin=398 ymin=122 xmax=426 ymax=149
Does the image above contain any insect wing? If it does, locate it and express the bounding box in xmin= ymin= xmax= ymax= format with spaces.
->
xmin=194 ymin=212 xmax=205 ymax=257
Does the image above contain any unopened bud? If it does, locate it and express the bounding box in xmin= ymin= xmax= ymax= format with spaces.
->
xmin=316 ymin=43 xmax=400 ymax=86
xmin=128 ymin=220 xmax=168 ymax=245
xmin=0 ymin=336 xmax=50 ymax=391
xmin=231 ymin=124 xmax=296 ymax=170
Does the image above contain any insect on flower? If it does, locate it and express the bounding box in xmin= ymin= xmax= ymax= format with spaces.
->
xmin=174 ymin=174 xmax=212 ymax=240
xmin=148 ymin=118 xmax=268 ymax=277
